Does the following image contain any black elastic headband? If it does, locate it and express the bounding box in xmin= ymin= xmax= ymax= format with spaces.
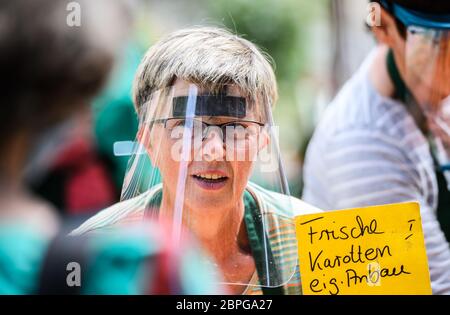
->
xmin=172 ymin=95 xmax=246 ymax=118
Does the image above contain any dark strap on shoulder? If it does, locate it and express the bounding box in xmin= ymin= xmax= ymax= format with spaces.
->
xmin=386 ymin=48 xmax=428 ymax=134
xmin=144 ymin=189 xmax=163 ymax=220
xmin=243 ymin=190 xmax=284 ymax=295
xmin=387 ymin=49 xmax=408 ymax=103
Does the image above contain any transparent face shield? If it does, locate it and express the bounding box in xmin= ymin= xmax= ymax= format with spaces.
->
xmin=404 ymin=26 xmax=450 ymax=114
xmin=117 ymin=82 xmax=296 ymax=288
xmin=404 ymin=25 xmax=450 ymax=173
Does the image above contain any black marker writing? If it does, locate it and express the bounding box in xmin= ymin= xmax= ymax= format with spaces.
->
xmin=304 ymin=216 xmax=384 ymax=245
xmin=309 ymin=244 xmax=392 ymax=272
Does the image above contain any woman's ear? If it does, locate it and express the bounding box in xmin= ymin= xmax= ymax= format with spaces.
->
xmin=138 ymin=125 xmax=159 ymax=168
xmin=371 ymin=7 xmax=400 ymax=48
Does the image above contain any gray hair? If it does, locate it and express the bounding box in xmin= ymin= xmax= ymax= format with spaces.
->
xmin=133 ymin=26 xmax=278 ymax=113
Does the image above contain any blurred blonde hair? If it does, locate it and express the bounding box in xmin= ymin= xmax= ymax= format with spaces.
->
xmin=133 ymin=26 xmax=278 ymax=113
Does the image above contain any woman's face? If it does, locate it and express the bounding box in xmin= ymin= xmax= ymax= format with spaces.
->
xmin=397 ymin=29 xmax=450 ymax=111
xmin=146 ymin=80 xmax=265 ymax=216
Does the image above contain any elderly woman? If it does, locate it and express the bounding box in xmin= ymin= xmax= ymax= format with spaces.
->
xmin=72 ymin=27 xmax=320 ymax=295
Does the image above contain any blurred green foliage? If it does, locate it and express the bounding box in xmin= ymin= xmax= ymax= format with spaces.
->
xmin=208 ymin=0 xmax=324 ymax=84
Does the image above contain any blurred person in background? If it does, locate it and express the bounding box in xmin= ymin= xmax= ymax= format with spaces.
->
xmin=303 ymin=0 xmax=450 ymax=294
xmin=0 ymin=0 xmax=132 ymax=237
xmin=30 ymin=38 xmax=147 ymax=228
xmin=72 ymin=26 xmax=321 ymax=295
xmin=0 ymin=0 xmax=219 ymax=295
xmin=27 ymin=1 xmax=148 ymax=227
xmin=0 ymin=0 xmax=130 ymax=294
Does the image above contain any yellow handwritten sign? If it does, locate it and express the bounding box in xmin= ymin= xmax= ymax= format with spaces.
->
xmin=295 ymin=202 xmax=431 ymax=295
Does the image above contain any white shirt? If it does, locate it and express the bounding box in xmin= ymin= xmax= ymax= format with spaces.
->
xmin=303 ymin=50 xmax=450 ymax=294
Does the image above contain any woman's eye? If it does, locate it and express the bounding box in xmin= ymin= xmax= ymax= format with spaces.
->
xmin=227 ymin=122 xmax=247 ymax=129
xmin=173 ymin=119 xmax=186 ymax=127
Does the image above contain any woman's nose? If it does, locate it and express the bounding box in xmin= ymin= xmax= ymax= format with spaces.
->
xmin=198 ymin=126 xmax=225 ymax=162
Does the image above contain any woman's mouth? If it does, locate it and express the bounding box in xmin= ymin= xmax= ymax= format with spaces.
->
xmin=192 ymin=173 xmax=229 ymax=190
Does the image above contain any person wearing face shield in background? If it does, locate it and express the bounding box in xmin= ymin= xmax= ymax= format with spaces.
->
xmin=303 ymin=0 xmax=450 ymax=294
xmin=0 ymin=0 xmax=221 ymax=295
xmin=71 ymin=26 xmax=322 ymax=295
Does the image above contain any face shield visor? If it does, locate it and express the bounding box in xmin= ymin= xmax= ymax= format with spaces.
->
xmin=115 ymin=82 xmax=296 ymax=288
xmin=385 ymin=1 xmax=450 ymax=171
xmin=404 ymin=26 xmax=450 ymax=116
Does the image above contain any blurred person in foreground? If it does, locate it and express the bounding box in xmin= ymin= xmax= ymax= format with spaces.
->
xmin=30 ymin=40 xmax=146 ymax=223
xmin=303 ymin=0 xmax=450 ymax=294
xmin=72 ymin=26 xmax=321 ymax=295
xmin=0 ymin=0 xmax=219 ymax=295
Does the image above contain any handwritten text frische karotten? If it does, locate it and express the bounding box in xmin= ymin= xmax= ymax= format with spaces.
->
xmin=296 ymin=202 xmax=432 ymax=294
xmin=299 ymin=214 xmax=412 ymax=295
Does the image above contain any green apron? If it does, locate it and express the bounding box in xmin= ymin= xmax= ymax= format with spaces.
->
xmin=144 ymin=189 xmax=284 ymax=295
